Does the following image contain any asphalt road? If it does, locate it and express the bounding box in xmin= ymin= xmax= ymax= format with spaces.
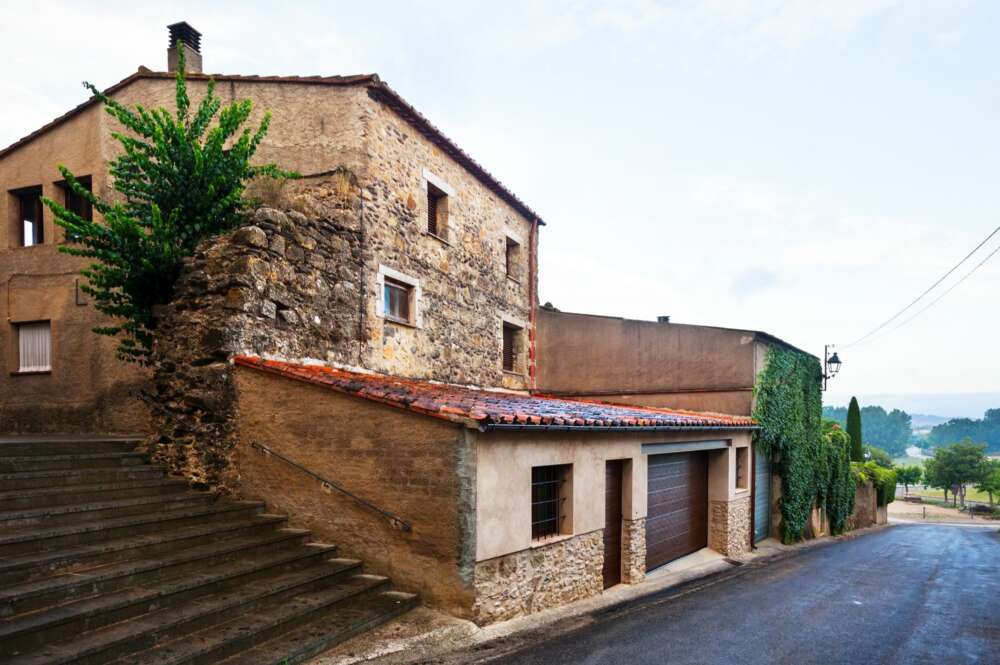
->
xmin=473 ymin=525 xmax=1000 ymax=665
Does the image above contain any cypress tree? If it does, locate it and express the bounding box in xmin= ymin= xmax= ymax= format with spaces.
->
xmin=847 ymin=396 xmax=864 ymax=462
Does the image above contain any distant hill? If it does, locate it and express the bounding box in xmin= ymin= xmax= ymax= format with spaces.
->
xmin=910 ymin=414 xmax=950 ymax=429
xmin=825 ymin=392 xmax=1000 ymax=419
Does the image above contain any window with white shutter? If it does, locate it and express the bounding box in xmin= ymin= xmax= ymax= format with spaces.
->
xmin=17 ymin=322 xmax=51 ymax=372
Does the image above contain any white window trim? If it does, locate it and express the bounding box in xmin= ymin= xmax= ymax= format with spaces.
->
xmin=376 ymin=265 xmax=423 ymax=328
xmin=504 ymin=227 xmax=524 ymax=246
xmin=421 ymin=169 xmax=455 ymax=197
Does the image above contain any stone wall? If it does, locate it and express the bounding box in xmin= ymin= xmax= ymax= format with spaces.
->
xmin=709 ymin=497 xmax=751 ymax=556
xmin=149 ymin=181 xmax=365 ymax=490
xmin=472 ymin=530 xmax=603 ymax=625
xmin=357 ymin=96 xmax=536 ymax=391
xmin=621 ymin=517 xmax=646 ymax=583
xmin=847 ymin=480 xmax=877 ymax=530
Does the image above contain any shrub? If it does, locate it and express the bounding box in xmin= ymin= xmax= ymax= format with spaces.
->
xmin=42 ymin=49 xmax=296 ymax=364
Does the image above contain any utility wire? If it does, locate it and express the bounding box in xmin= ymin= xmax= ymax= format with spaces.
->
xmin=872 ymin=239 xmax=1000 ymax=341
xmin=842 ymin=224 xmax=1000 ymax=348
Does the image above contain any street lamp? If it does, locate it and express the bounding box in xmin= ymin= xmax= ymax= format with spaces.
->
xmin=823 ymin=345 xmax=842 ymax=392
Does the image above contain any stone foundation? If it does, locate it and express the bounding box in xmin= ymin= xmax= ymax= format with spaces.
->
xmin=621 ymin=518 xmax=646 ymax=583
xmin=709 ymin=496 xmax=751 ymax=556
xmin=472 ymin=530 xmax=603 ymax=624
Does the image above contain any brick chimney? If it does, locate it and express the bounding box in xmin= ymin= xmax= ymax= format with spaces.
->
xmin=167 ymin=22 xmax=202 ymax=73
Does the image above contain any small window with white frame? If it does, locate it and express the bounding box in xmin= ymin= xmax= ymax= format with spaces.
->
xmin=16 ymin=321 xmax=51 ymax=373
xmin=377 ymin=265 xmax=421 ymax=327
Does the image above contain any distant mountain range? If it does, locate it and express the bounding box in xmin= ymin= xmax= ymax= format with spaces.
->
xmin=824 ymin=392 xmax=1000 ymax=420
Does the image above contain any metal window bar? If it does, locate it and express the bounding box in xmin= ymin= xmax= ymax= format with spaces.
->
xmin=531 ymin=467 xmax=566 ymax=539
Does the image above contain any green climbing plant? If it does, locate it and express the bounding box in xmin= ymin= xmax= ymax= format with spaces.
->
xmin=42 ymin=49 xmax=297 ymax=364
xmin=753 ymin=346 xmax=854 ymax=542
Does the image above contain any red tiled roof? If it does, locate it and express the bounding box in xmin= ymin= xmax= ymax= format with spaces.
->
xmin=0 ymin=68 xmax=545 ymax=225
xmin=234 ymin=356 xmax=757 ymax=431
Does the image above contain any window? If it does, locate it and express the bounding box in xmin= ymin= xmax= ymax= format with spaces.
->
xmin=383 ymin=277 xmax=413 ymax=324
xmin=505 ymin=236 xmax=521 ymax=280
xmin=17 ymin=322 xmax=51 ymax=372
xmin=377 ymin=266 xmax=421 ymax=327
xmin=427 ymin=182 xmax=448 ymax=238
xmin=532 ymin=464 xmax=571 ymax=540
xmin=502 ymin=322 xmax=522 ymax=372
xmin=59 ymin=175 xmax=93 ymax=223
xmin=14 ymin=186 xmax=43 ymax=247
xmin=735 ymin=446 xmax=749 ymax=490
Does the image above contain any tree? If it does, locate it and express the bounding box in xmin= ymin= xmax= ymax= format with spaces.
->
xmin=847 ymin=397 xmax=864 ymax=462
xmin=865 ymin=445 xmax=894 ymax=469
xmin=824 ymin=404 xmax=911 ymax=456
xmin=42 ymin=49 xmax=296 ymax=364
xmin=924 ymin=439 xmax=987 ymax=507
xmin=897 ymin=465 xmax=923 ymax=495
xmin=929 ymin=409 xmax=1000 ymax=454
xmin=975 ymin=459 xmax=1000 ymax=508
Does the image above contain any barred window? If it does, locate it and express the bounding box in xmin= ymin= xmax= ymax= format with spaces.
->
xmin=532 ymin=464 xmax=570 ymax=540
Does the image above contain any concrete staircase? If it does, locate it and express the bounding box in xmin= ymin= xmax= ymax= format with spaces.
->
xmin=0 ymin=437 xmax=417 ymax=665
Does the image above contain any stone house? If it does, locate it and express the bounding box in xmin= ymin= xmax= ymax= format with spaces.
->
xmin=1 ymin=23 xmax=762 ymax=628
xmin=534 ymin=306 xmax=821 ymax=545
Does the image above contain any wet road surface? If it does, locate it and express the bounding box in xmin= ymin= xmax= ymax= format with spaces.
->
xmin=474 ymin=525 xmax=1000 ymax=665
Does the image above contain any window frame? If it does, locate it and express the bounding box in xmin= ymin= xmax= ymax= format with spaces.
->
xmin=502 ymin=320 xmax=523 ymax=373
xmin=735 ymin=446 xmax=749 ymax=491
xmin=383 ymin=277 xmax=413 ymax=325
xmin=505 ymin=236 xmax=521 ymax=281
xmin=12 ymin=186 xmax=44 ymax=248
xmin=421 ymin=169 xmax=454 ymax=243
xmin=376 ymin=265 xmax=422 ymax=328
xmin=13 ymin=320 xmax=52 ymax=374
xmin=531 ymin=464 xmax=572 ymax=541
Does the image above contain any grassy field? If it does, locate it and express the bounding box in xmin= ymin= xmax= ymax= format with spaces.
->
xmin=908 ymin=487 xmax=994 ymax=504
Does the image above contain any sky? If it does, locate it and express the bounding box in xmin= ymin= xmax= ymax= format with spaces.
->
xmin=2 ymin=1 xmax=998 ymax=414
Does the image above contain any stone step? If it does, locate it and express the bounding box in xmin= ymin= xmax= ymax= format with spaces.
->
xmin=0 ymin=514 xmax=288 ymax=586
xmin=0 ymin=501 xmax=264 ymax=560
xmin=217 ymin=590 xmax=420 ymax=665
xmin=0 ymin=554 xmax=357 ymax=663
xmin=0 ymin=478 xmax=188 ymax=511
xmin=108 ymin=575 xmax=394 ymax=665
xmin=0 ymin=492 xmax=214 ymax=530
xmin=0 ymin=528 xmax=316 ymax=618
xmin=0 ymin=439 xmax=142 ymax=457
xmin=0 ymin=466 xmax=167 ymax=492
xmin=0 ymin=452 xmax=148 ymax=474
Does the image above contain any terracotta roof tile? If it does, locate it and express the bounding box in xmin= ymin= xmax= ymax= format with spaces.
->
xmin=234 ymin=356 xmax=757 ymax=431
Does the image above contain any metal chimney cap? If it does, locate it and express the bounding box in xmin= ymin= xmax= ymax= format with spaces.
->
xmin=657 ymin=316 xmax=671 ymax=323
xmin=167 ymin=22 xmax=202 ymax=53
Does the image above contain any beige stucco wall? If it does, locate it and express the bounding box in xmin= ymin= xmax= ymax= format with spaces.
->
xmin=535 ymin=309 xmax=758 ymax=413
xmin=232 ymin=367 xmax=477 ymax=617
xmin=475 ymin=428 xmax=752 ymax=563
xmin=0 ymin=99 xmax=149 ymax=434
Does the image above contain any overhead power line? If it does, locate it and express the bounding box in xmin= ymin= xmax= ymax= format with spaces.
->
xmin=842 ymin=224 xmax=1000 ymax=349
xmin=874 ymin=240 xmax=1000 ymax=340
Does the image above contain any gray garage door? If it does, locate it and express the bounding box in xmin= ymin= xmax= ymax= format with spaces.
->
xmin=754 ymin=447 xmax=771 ymax=543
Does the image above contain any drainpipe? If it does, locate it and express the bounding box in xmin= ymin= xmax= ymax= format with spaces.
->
xmin=528 ymin=218 xmax=539 ymax=391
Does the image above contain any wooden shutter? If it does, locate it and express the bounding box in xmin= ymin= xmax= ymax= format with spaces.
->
xmin=18 ymin=322 xmax=51 ymax=372
xmin=502 ymin=323 xmax=517 ymax=371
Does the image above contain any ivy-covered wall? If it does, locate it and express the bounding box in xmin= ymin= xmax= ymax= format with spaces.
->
xmin=753 ymin=346 xmax=855 ymax=542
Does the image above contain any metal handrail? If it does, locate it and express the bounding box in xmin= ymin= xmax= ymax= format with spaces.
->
xmin=249 ymin=441 xmax=412 ymax=532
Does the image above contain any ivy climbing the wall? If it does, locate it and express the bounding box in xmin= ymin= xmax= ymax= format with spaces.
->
xmin=753 ymin=346 xmax=855 ymax=542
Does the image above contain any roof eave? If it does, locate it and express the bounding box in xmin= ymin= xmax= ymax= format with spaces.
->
xmin=479 ymin=423 xmax=758 ymax=433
